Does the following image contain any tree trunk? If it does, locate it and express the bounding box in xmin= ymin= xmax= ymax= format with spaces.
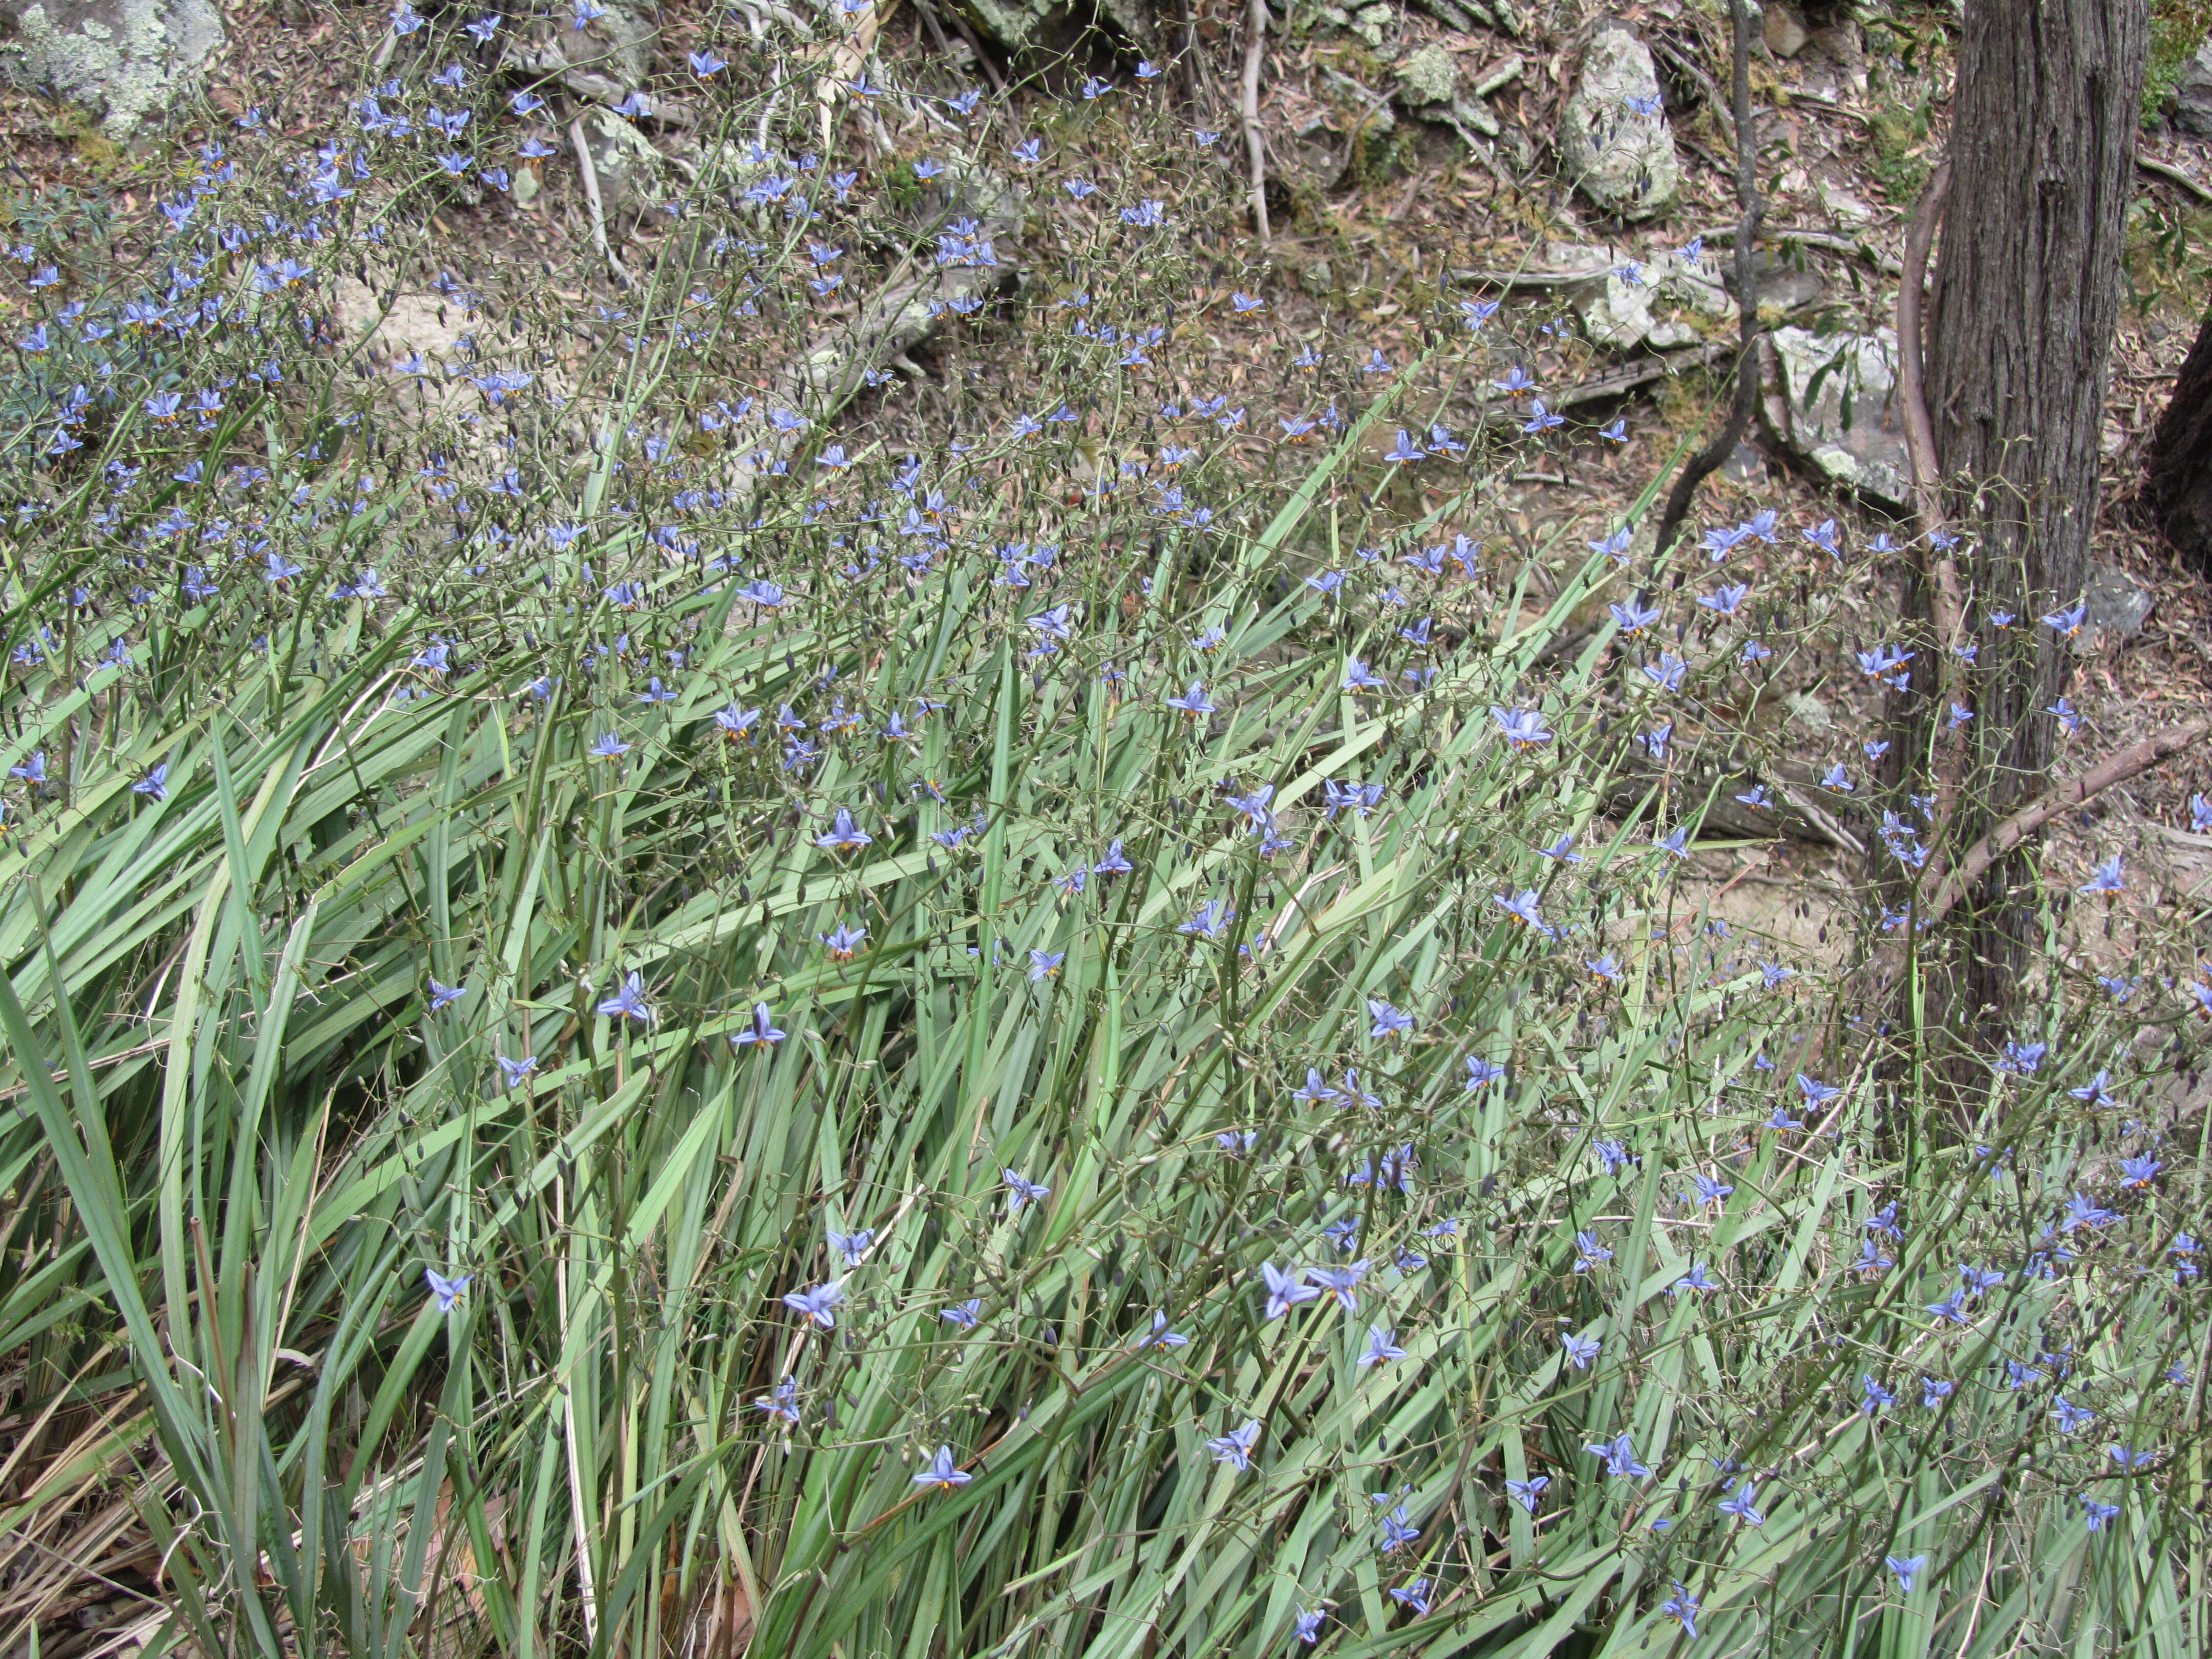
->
xmin=1918 ymin=0 xmax=2147 ymax=1049
xmin=2148 ymin=305 xmax=2212 ymax=573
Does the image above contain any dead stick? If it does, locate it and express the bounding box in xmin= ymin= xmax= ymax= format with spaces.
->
xmin=1896 ymin=156 xmax=1970 ymax=865
xmin=1241 ymin=0 xmax=1270 ymax=243
xmin=1651 ymin=0 xmax=1761 ymax=557
xmin=1924 ymin=719 xmax=2210 ymax=924
xmin=2139 ymin=153 xmax=2212 ymax=207
xmin=568 ymin=117 xmax=634 ymax=289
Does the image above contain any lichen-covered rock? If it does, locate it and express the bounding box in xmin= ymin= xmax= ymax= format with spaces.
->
xmin=577 ymin=108 xmax=667 ymax=228
xmin=2175 ymin=37 xmax=2212 ymax=138
xmin=959 ymin=0 xmax=1153 ymax=54
xmin=563 ymin=0 xmax=657 ymax=91
xmin=2081 ymin=563 xmax=2153 ymax=649
xmin=1393 ymin=44 xmax=1457 ymax=108
xmin=1767 ymin=326 xmax=1909 ymax=507
xmin=1557 ymin=25 xmax=1681 ymax=220
xmin=0 ymin=0 xmax=222 ymax=139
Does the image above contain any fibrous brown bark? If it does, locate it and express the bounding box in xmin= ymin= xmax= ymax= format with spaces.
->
xmin=2148 ymin=306 xmax=2212 ymax=573
xmin=1915 ymin=0 xmax=2148 ymax=1048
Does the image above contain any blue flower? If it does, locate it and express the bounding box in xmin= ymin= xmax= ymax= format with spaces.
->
xmin=1463 ymin=1056 xmax=1505 ymax=1090
xmin=1584 ymin=1432 xmax=1649 ymax=1479
xmin=913 ymin=1445 xmax=972 ymax=1490
xmin=1886 ymin=1554 xmax=1927 ymax=1592
xmin=1027 ymin=949 xmax=1066 ymax=982
xmin=1260 ymin=1262 xmax=1321 ymax=1320
xmin=1003 ymin=1169 xmax=1051 ymax=1211
xmin=428 ymin=979 xmax=466 ymax=1011
xmin=1388 ymin=1578 xmax=1432 ymax=1616
xmin=1506 ymin=1475 xmax=1548 ymax=1513
xmin=2081 ymin=1496 xmax=2120 ymax=1531
xmin=2061 ymin=1191 xmax=2117 ymax=1232
xmin=1179 ymin=900 xmax=1234 ymax=939
xmin=597 ymin=970 xmax=653 ymax=1025
xmin=1206 ymin=1419 xmax=1261 ymax=1472
xmin=1610 ymin=597 xmax=1663 ymax=633
xmin=816 ymin=808 xmax=873 ymax=852
xmin=1718 ymin=1481 xmax=1764 ymax=1525
xmin=424 ymin=1268 xmax=471 ymax=1312
xmin=940 ymin=1299 xmax=983 ymax=1330
xmin=2051 ymin=1397 xmax=2094 ymax=1434
xmin=1494 ymin=889 xmax=1549 ymax=933
xmin=1367 ymin=999 xmax=1413 ymax=1038
xmin=1492 ymin=707 xmax=1554 ymax=749
xmin=1141 ymin=1311 xmax=1190 ymax=1350
xmin=1164 ymin=680 xmax=1216 ymax=718
xmin=1358 ymin=1325 xmax=1408 ymax=1366
xmin=1305 ymin=1261 xmax=1368 ymax=1311
xmin=495 ymin=1054 xmax=537 ymax=1090
xmin=781 ymin=1279 xmax=843 ymax=1328
xmin=1661 ymin=1583 xmax=1700 ymax=1639
xmin=1293 ymin=1606 xmax=1325 ymax=1643
xmin=732 ymin=1002 xmax=785 ymax=1049
xmin=132 ymin=763 xmax=169 ymax=800
xmin=754 ymin=1376 xmax=799 ymax=1424
xmin=1225 ymin=782 xmax=1274 ymax=828
xmin=1377 ymin=1503 xmax=1420 ymax=1551
xmin=1561 ymin=1331 xmax=1600 ymax=1369
xmin=1672 ymin=1262 xmax=1718 ymax=1294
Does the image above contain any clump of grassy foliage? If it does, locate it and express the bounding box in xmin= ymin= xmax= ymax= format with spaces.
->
xmin=0 ymin=6 xmax=2206 ymax=1658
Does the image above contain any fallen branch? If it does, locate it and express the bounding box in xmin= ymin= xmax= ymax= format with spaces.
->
xmin=568 ymin=117 xmax=634 ymax=289
xmin=2138 ymin=152 xmax=2212 ymax=207
xmin=1895 ymin=157 xmax=1977 ymax=874
xmin=1924 ymin=719 xmax=2211 ymax=924
xmin=1242 ymin=0 xmax=1271 ymax=243
xmin=1652 ymin=0 xmax=1762 ymax=557
xmin=1694 ymin=223 xmax=1906 ymax=278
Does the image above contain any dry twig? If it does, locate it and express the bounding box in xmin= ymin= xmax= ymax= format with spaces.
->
xmin=1242 ymin=0 xmax=1271 ymax=242
xmin=1652 ymin=0 xmax=1762 ymax=557
xmin=1925 ymin=720 xmax=2212 ymax=923
xmin=567 ymin=117 xmax=634 ymax=289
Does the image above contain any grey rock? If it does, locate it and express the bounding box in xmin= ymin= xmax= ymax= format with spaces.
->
xmin=560 ymin=0 xmax=657 ymax=91
xmin=1471 ymin=52 xmax=1523 ymax=97
xmin=1558 ymin=26 xmax=1681 ymax=219
xmin=1553 ymin=249 xmax=1734 ymax=354
xmin=1394 ymin=43 xmax=1457 ymax=107
xmin=0 ymin=0 xmax=222 ymax=137
xmin=1723 ymin=441 xmax=1766 ymax=483
xmin=965 ymin=0 xmax=1155 ymax=52
xmin=1762 ymin=2 xmax=1810 ymax=59
xmin=1721 ymin=251 xmax=1826 ymax=317
xmin=2176 ymin=38 xmax=2212 ymax=138
xmin=1407 ymin=0 xmax=1487 ymax=30
xmin=1445 ymin=93 xmax=1499 ymax=136
xmin=2081 ymin=564 xmax=2153 ymax=648
xmin=1767 ymin=326 xmax=1909 ymax=507
xmin=577 ymin=108 xmax=667 ymax=227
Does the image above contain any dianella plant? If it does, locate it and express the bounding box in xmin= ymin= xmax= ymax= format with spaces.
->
xmin=0 ymin=5 xmax=2203 ymax=1659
